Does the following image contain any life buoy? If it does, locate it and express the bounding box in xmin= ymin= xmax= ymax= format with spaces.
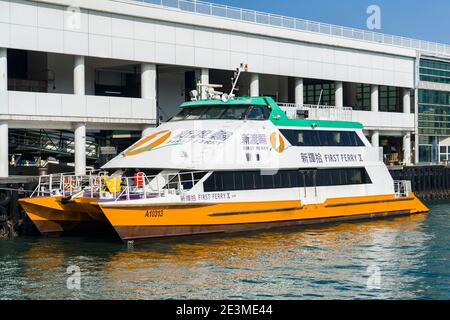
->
xmin=64 ymin=178 xmax=76 ymax=192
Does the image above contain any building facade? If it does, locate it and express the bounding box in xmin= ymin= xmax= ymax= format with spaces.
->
xmin=0 ymin=0 xmax=449 ymax=177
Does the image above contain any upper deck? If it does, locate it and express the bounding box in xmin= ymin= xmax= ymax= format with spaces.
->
xmin=178 ymin=96 xmax=364 ymax=129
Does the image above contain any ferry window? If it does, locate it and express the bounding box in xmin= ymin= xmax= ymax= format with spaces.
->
xmin=242 ymin=172 xmax=255 ymax=190
xmin=280 ymin=130 xmax=365 ymax=147
xmin=223 ymin=172 xmax=235 ymax=191
xmin=348 ymin=169 xmax=363 ymax=185
xmin=200 ymin=106 xmax=226 ymax=119
xmin=220 ymin=106 xmax=249 ymax=120
xmin=298 ymin=132 xmax=305 ymax=144
xmin=170 ymin=108 xmax=189 ymax=121
xmin=319 ymin=131 xmax=333 ymax=146
xmin=254 ymin=173 xmax=263 ymax=189
xmin=330 ymin=169 xmax=342 ymax=185
xmin=332 ymin=132 xmax=342 ymax=145
xmin=247 ymin=106 xmax=269 ymax=120
xmin=203 ymin=168 xmax=371 ymax=192
xmin=262 ymin=174 xmax=274 ymax=189
xmin=185 ymin=107 xmax=208 ymax=120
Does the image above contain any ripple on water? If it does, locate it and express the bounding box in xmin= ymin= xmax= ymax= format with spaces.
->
xmin=0 ymin=202 xmax=449 ymax=299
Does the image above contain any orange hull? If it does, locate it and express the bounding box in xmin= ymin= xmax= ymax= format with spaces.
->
xmin=99 ymin=193 xmax=429 ymax=241
xmin=19 ymin=196 xmax=111 ymax=236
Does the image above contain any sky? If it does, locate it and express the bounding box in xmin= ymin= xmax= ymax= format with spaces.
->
xmin=206 ymin=0 xmax=450 ymax=45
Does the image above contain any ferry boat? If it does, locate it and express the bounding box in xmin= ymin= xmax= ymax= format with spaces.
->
xmin=19 ymin=71 xmax=429 ymax=241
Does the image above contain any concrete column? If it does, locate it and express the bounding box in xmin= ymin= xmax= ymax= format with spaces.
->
xmin=141 ymin=63 xmax=157 ymax=137
xmin=335 ymin=81 xmax=343 ymax=107
xmin=371 ymin=85 xmax=379 ymax=112
xmin=0 ymin=48 xmax=7 ymax=91
xmin=371 ymin=130 xmax=380 ymax=148
xmin=74 ymin=56 xmax=85 ymax=95
xmin=200 ymin=68 xmax=209 ymax=100
xmin=403 ymin=132 xmax=412 ymax=165
xmin=295 ymin=78 xmax=304 ymax=106
xmin=278 ymin=76 xmax=289 ymax=102
xmin=250 ymin=73 xmax=259 ymax=97
xmin=0 ymin=121 xmax=8 ymax=178
xmin=74 ymin=122 xmax=86 ymax=176
xmin=403 ymin=88 xmax=411 ymax=114
xmin=0 ymin=49 xmax=8 ymax=177
xmin=141 ymin=63 xmax=157 ymax=99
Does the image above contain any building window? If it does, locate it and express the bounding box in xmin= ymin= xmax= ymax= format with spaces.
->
xmin=420 ymin=59 xmax=450 ymax=84
xmin=379 ymin=86 xmax=401 ymax=112
xmin=355 ymin=84 xmax=371 ymax=111
xmin=304 ymin=83 xmax=335 ymax=105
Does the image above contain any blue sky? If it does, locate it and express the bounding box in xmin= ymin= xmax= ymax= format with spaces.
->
xmin=206 ymin=0 xmax=450 ymax=44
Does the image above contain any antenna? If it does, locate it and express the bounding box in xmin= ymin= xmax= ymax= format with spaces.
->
xmin=229 ymin=63 xmax=248 ymax=97
xmin=317 ymin=89 xmax=323 ymax=108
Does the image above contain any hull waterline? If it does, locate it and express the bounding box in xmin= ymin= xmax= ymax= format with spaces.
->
xmin=99 ymin=194 xmax=429 ymax=242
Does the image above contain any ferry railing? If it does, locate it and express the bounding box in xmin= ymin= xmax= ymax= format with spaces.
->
xmin=278 ymin=103 xmax=353 ymax=122
xmin=134 ymin=0 xmax=450 ymax=57
xmin=394 ymin=180 xmax=412 ymax=198
xmin=103 ymin=171 xmax=208 ymax=202
xmin=31 ymin=169 xmax=106 ymax=198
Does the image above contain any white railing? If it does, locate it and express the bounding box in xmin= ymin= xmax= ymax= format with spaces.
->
xmin=105 ymin=171 xmax=208 ymax=202
xmin=32 ymin=169 xmax=208 ymax=202
xmin=31 ymin=169 xmax=107 ymax=198
xmin=394 ymin=180 xmax=412 ymax=198
xmin=136 ymin=0 xmax=450 ymax=57
xmin=278 ymin=103 xmax=353 ymax=122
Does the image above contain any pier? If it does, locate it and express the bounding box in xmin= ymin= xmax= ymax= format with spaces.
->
xmin=389 ymin=166 xmax=450 ymax=201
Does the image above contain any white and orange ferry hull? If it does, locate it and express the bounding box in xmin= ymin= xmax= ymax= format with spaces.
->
xmin=99 ymin=193 xmax=429 ymax=241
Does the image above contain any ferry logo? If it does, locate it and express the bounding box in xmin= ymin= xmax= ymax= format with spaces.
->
xmin=123 ymin=130 xmax=172 ymax=156
xmin=270 ymin=132 xmax=285 ymax=153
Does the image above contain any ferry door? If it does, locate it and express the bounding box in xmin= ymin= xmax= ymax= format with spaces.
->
xmin=298 ymin=170 xmax=318 ymax=203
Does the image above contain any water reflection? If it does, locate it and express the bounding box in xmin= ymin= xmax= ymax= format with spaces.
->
xmin=1 ymin=209 xmax=448 ymax=300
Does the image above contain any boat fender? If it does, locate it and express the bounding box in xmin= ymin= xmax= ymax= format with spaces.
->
xmin=0 ymin=190 xmax=12 ymax=207
xmin=0 ymin=207 xmax=8 ymax=238
xmin=0 ymin=222 xmax=8 ymax=239
xmin=0 ymin=206 xmax=7 ymax=222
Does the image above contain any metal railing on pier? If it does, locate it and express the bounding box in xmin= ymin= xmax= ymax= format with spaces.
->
xmin=278 ymin=103 xmax=353 ymax=122
xmin=134 ymin=0 xmax=450 ymax=57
